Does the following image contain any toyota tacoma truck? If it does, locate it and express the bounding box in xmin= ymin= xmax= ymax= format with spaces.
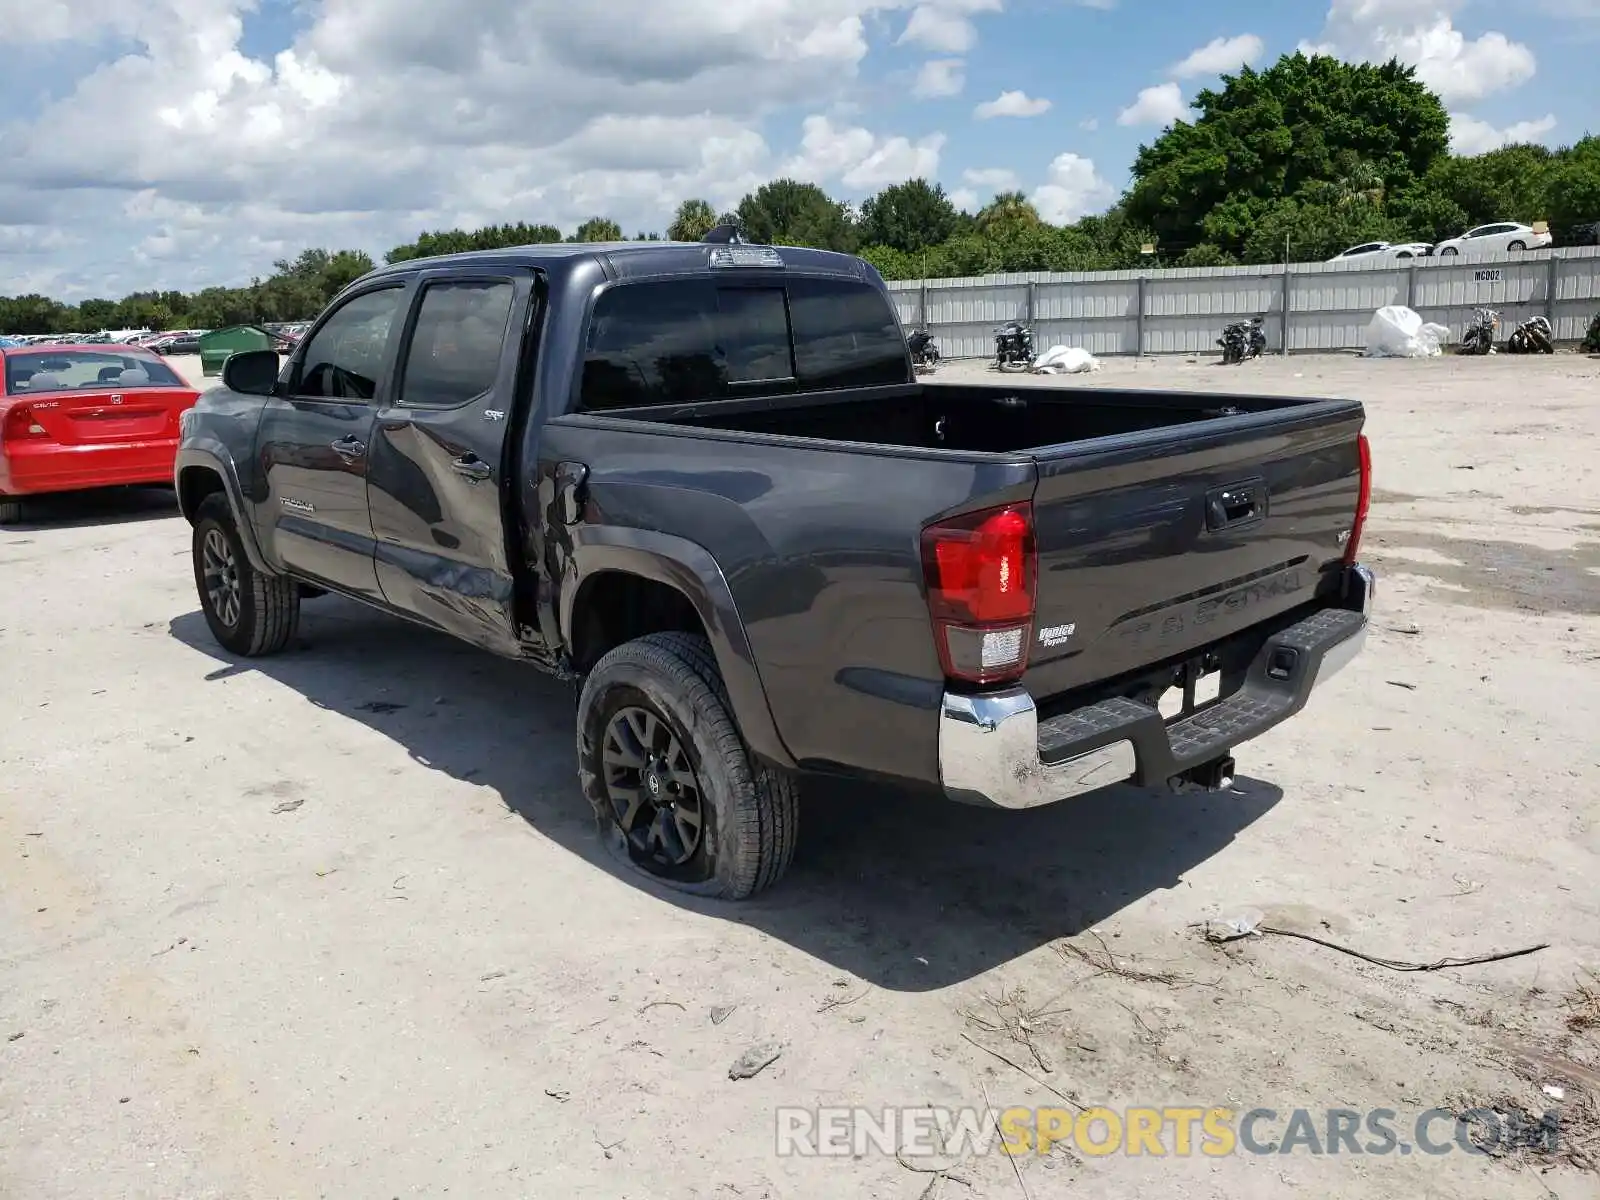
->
xmin=175 ymin=233 xmax=1374 ymax=899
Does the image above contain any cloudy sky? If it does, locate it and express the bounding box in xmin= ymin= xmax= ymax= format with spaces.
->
xmin=1 ymin=0 xmax=1594 ymax=300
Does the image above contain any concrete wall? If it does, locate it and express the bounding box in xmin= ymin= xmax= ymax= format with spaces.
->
xmin=886 ymin=246 xmax=1600 ymax=358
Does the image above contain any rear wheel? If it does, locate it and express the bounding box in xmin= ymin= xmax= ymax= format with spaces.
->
xmin=0 ymin=497 xmax=22 ymax=524
xmin=191 ymin=494 xmax=299 ymax=656
xmin=577 ymin=631 xmax=798 ymax=900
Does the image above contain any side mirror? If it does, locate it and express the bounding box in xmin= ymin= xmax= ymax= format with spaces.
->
xmin=222 ymin=348 xmax=281 ymax=395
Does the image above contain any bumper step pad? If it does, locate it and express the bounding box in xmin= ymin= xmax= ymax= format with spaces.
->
xmin=1036 ymin=607 xmax=1366 ymax=786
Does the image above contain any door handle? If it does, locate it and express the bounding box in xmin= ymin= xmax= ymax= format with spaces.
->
xmin=331 ymin=436 xmax=366 ymax=458
xmin=451 ymin=455 xmax=492 ymax=482
xmin=1205 ymin=480 xmax=1266 ymax=530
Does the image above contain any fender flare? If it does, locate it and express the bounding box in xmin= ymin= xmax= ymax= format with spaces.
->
xmin=174 ymin=443 xmax=270 ymax=573
xmin=562 ymin=526 xmax=796 ymax=770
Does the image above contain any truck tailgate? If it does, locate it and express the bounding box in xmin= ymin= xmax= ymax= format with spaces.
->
xmin=1022 ymin=401 xmax=1365 ymax=699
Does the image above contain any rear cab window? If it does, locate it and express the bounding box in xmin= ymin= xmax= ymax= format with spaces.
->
xmin=4 ymin=351 xmax=184 ymax=395
xmin=579 ymin=275 xmax=906 ymax=411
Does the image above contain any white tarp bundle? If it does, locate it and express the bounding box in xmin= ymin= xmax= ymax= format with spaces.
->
xmin=1363 ymin=305 xmax=1450 ymax=358
xmin=1031 ymin=345 xmax=1100 ymax=374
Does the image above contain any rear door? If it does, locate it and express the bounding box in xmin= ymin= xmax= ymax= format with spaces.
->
xmin=366 ymin=269 xmax=532 ymax=655
xmin=256 ymin=283 xmax=409 ymax=600
xmin=1021 ymin=402 xmax=1365 ymax=698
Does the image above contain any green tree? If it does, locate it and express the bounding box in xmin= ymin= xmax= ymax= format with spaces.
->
xmin=975 ymin=191 xmax=1041 ymax=233
xmin=1383 ymin=184 xmax=1463 ymax=243
xmin=0 ymin=294 xmax=71 ymax=334
xmin=1543 ymin=136 xmax=1600 ymax=235
xmin=1240 ymin=197 xmax=1400 ymax=263
xmin=858 ymin=179 xmax=959 ymax=253
xmin=667 ymin=198 xmax=718 ymax=242
xmin=1125 ymin=53 xmax=1450 ymax=257
xmin=76 ymin=298 xmax=118 ymax=329
xmin=734 ymin=180 xmax=857 ymax=252
xmin=570 ymin=217 xmax=623 ymax=242
xmin=1178 ymin=244 xmax=1238 ymax=267
xmin=1411 ymin=144 xmax=1554 ymax=231
xmin=857 ymin=245 xmax=917 ymax=280
xmin=386 ymin=222 xmax=562 ymax=263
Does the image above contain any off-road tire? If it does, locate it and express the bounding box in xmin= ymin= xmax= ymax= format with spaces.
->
xmin=192 ymin=493 xmax=299 ymax=656
xmin=577 ymin=631 xmax=799 ymax=900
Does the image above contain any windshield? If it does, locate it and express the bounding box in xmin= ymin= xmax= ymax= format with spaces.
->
xmin=4 ymin=350 xmax=185 ymax=394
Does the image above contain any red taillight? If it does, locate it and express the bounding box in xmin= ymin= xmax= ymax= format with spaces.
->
xmin=1 ymin=406 xmax=48 ymax=442
xmin=921 ymin=502 xmax=1036 ymax=685
xmin=1345 ymin=432 xmax=1371 ymax=565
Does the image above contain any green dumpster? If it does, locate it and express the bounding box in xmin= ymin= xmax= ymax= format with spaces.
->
xmin=198 ymin=324 xmax=276 ymax=376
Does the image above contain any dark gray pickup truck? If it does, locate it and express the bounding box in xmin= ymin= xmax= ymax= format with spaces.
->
xmin=175 ymin=234 xmax=1374 ymax=899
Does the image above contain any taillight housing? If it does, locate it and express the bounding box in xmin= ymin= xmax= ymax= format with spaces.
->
xmin=921 ymin=502 xmax=1036 ymax=685
xmin=1 ymin=406 xmax=48 ymax=441
xmin=1344 ymin=432 xmax=1371 ymax=565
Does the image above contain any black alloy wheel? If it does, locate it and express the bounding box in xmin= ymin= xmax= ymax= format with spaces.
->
xmin=600 ymin=702 xmax=705 ymax=867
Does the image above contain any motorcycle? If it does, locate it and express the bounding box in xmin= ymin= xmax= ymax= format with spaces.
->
xmin=1460 ymin=307 xmax=1499 ymax=355
xmin=906 ymin=327 xmax=941 ymax=373
xmin=992 ymin=321 xmax=1034 ymax=371
xmin=1505 ymin=314 xmax=1554 ymax=354
xmin=1218 ymin=315 xmax=1267 ymax=365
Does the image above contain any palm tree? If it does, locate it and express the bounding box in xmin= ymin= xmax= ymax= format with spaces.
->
xmin=1334 ymin=160 xmax=1385 ymax=208
xmin=667 ymin=199 xmax=718 ymax=242
xmin=977 ymin=191 xmax=1041 ymax=232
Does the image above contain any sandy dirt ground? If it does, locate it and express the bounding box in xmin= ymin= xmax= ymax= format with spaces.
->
xmin=2 ymin=350 xmax=1598 ymax=1199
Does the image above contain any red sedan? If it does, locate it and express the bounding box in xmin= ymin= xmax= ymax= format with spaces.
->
xmin=0 ymin=345 xmax=201 ymax=523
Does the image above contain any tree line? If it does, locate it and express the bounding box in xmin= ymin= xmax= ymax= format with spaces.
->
xmin=4 ymin=53 xmax=1597 ymax=336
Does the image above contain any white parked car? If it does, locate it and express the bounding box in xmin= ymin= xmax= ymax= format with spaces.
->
xmin=1431 ymin=222 xmax=1552 ymax=257
xmin=1327 ymin=241 xmax=1432 ymax=263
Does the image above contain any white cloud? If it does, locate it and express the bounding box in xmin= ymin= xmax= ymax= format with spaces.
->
xmin=1448 ymin=112 xmax=1557 ymax=154
xmin=1300 ymin=0 xmax=1536 ymax=103
xmin=1079 ymin=116 xmax=1099 ymax=131
xmin=973 ymin=90 xmax=1051 ymax=118
xmin=1171 ymin=33 xmax=1264 ymax=77
xmin=913 ymin=57 xmax=966 ymax=97
xmin=1030 ymin=152 xmax=1115 ymax=223
xmin=963 ymin=167 xmax=1021 ymax=192
xmin=782 ymin=115 xmax=945 ymax=189
xmin=949 ymin=172 xmax=1000 ymax=211
xmin=897 ymin=0 xmax=1002 ymax=53
xmin=0 ymin=0 xmax=953 ymax=296
xmin=1117 ymin=82 xmax=1186 ymax=126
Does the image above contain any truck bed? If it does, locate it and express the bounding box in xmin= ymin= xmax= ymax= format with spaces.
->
xmin=589 ymin=379 xmax=1366 ymax=755
xmin=633 ymin=382 xmax=1300 ymax=453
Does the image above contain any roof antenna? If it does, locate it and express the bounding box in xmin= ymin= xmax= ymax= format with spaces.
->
xmin=702 ymin=222 xmax=743 ymax=245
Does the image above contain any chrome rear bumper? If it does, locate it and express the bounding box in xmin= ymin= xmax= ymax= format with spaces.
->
xmin=938 ymin=564 xmax=1374 ymax=810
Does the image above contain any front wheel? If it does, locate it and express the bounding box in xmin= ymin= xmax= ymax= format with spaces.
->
xmin=577 ymin=632 xmax=799 ymax=900
xmin=191 ymin=494 xmax=300 ymax=656
xmin=1439 ymin=247 xmax=1459 ymax=256
xmin=1507 ymin=240 xmax=1526 ymax=252
xmin=0 ymin=497 xmax=23 ymax=524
